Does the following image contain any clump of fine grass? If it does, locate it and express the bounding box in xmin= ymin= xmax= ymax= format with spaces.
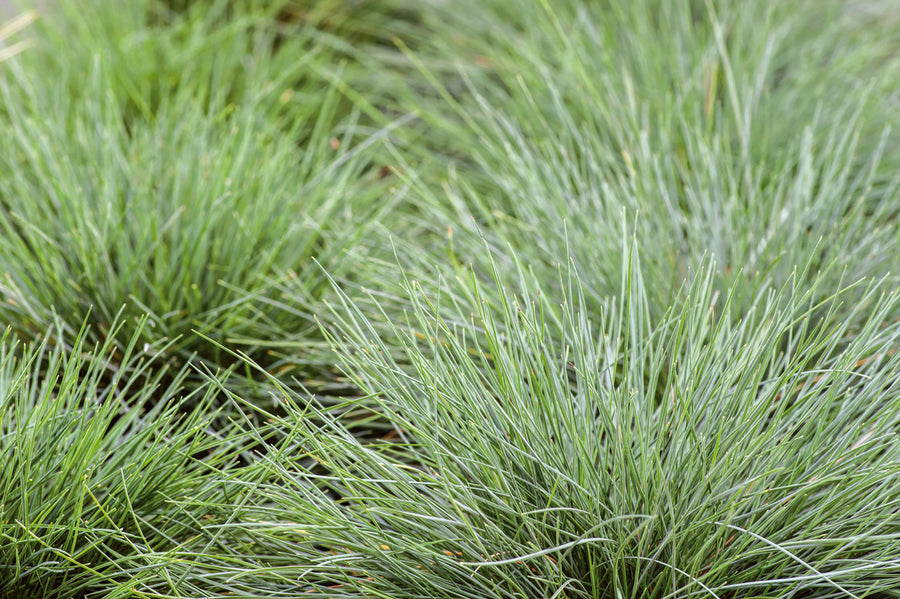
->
xmin=19 ymin=0 xmax=351 ymax=127
xmin=0 ymin=1 xmax=898 ymax=597
xmin=24 ymin=0 xmax=425 ymax=150
xmin=0 ymin=319 xmax=246 ymax=599
xmin=190 ymin=246 xmax=900 ymax=598
xmin=381 ymin=0 xmax=900 ymax=329
xmin=0 ymin=0 xmax=401 ymax=375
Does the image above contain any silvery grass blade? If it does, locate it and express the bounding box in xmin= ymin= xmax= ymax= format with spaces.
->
xmin=0 ymin=9 xmax=36 ymax=63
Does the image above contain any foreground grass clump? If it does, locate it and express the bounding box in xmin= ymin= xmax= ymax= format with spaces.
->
xmin=0 ymin=321 xmax=243 ymax=598
xmin=208 ymin=252 xmax=900 ymax=598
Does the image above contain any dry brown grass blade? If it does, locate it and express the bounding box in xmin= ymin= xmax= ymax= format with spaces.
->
xmin=0 ymin=9 xmax=37 ymax=61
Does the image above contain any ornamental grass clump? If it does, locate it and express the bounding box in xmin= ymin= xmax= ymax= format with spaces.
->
xmin=17 ymin=0 xmax=381 ymax=130
xmin=205 ymin=249 xmax=900 ymax=598
xmin=0 ymin=320 xmax=245 ymax=598
xmin=0 ymin=3 xmax=396 ymax=374
xmin=387 ymin=0 xmax=900 ymax=328
xmin=0 ymin=0 xmax=898 ymax=597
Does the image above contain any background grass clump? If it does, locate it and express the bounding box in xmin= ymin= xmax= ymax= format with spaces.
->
xmin=384 ymin=0 xmax=900 ymax=327
xmin=0 ymin=0 xmax=407 ymax=377
xmin=0 ymin=0 xmax=898 ymax=597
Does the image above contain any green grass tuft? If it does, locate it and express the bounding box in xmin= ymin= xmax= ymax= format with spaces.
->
xmin=0 ymin=318 xmax=247 ymax=598
xmin=0 ymin=0 xmax=400 ymax=375
xmin=0 ymin=0 xmax=897 ymax=596
xmin=204 ymin=249 xmax=900 ymax=598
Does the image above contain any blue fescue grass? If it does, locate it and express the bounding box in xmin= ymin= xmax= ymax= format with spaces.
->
xmin=0 ymin=0 xmax=403 ymax=375
xmin=0 ymin=9 xmax=36 ymax=62
xmin=382 ymin=0 xmax=900 ymax=329
xmin=0 ymin=0 xmax=898 ymax=597
xmin=0 ymin=318 xmax=249 ymax=598
xmin=198 ymin=248 xmax=900 ymax=598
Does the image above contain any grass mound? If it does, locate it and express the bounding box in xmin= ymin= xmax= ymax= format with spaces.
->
xmin=215 ymin=250 xmax=900 ymax=597
xmin=0 ymin=0 xmax=898 ymax=597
